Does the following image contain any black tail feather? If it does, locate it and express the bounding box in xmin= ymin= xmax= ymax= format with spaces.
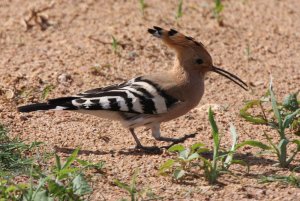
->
xmin=18 ymin=97 xmax=78 ymax=113
xmin=17 ymin=103 xmax=57 ymax=113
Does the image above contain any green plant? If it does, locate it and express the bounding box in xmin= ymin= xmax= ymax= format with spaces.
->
xmin=259 ymin=167 xmax=300 ymax=187
xmin=245 ymin=43 xmax=251 ymax=61
xmin=41 ymin=84 xmax=55 ymax=100
xmin=213 ymin=0 xmax=224 ymax=25
xmin=114 ymin=170 xmax=159 ymax=201
xmin=138 ymin=0 xmax=147 ymax=16
xmin=0 ymin=124 xmax=41 ymax=175
xmin=114 ymin=171 xmax=139 ymax=201
xmin=1 ymin=148 xmax=104 ymax=200
xmin=240 ymin=80 xmax=300 ymax=167
xmin=0 ymin=178 xmax=28 ymax=201
xmin=200 ymin=108 xmax=249 ymax=184
xmin=112 ymin=36 xmax=119 ymax=53
xmin=27 ymin=148 xmax=104 ymax=200
xmin=175 ymin=0 xmax=183 ymax=20
xmin=159 ymin=143 xmax=207 ymax=180
xmin=160 ymin=108 xmax=252 ymax=184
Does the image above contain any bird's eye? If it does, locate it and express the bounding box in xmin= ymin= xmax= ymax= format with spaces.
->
xmin=196 ymin=58 xmax=203 ymax=64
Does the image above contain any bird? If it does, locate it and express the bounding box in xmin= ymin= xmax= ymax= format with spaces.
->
xmin=18 ymin=26 xmax=248 ymax=151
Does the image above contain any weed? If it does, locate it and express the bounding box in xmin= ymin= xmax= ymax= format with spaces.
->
xmin=175 ymin=0 xmax=183 ymax=20
xmin=200 ymin=108 xmax=250 ymax=184
xmin=0 ymin=124 xmax=41 ymax=175
xmin=25 ymin=149 xmax=93 ymax=200
xmin=240 ymin=79 xmax=300 ymax=167
xmin=41 ymin=84 xmax=55 ymax=100
xmin=114 ymin=170 xmax=160 ymax=201
xmin=112 ymin=36 xmax=119 ymax=53
xmin=115 ymin=170 xmax=139 ymax=201
xmin=0 ymin=148 xmax=104 ymax=200
xmin=245 ymin=43 xmax=252 ymax=61
xmin=159 ymin=143 xmax=208 ymax=180
xmin=213 ymin=0 xmax=224 ymax=25
xmin=0 ymin=178 xmax=28 ymax=201
xmin=160 ymin=108 xmax=252 ymax=184
xmin=259 ymin=167 xmax=300 ymax=187
xmin=138 ymin=0 xmax=147 ymax=16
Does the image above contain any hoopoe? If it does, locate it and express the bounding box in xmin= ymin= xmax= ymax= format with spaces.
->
xmin=18 ymin=26 xmax=248 ymax=151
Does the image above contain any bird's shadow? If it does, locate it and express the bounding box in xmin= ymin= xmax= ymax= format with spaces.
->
xmin=54 ymin=146 xmax=278 ymax=167
xmin=54 ymin=133 xmax=197 ymax=156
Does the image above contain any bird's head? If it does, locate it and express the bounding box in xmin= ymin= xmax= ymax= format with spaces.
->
xmin=148 ymin=26 xmax=248 ymax=91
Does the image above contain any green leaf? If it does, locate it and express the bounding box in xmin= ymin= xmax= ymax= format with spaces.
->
xmin=283 ymin=93 xmax=299 ymax=111
xmin=76 ymin=159 xmax=105 ymax=170
xmin=41 ymin=85 xmax=55 ymax=100
xmin=76 ymin=158 xmax=88 ymax=166
xmin=278 ymin=139 xmax=288 ymax=152
xmin=32 ymin=177 xmax=48 ymax=200
xmin=139 ymin=0 xmax=146 ymax=15
xmin=209 ymin=107 xmax=219 ymax=136
xmin=29 ymin=141 xmax=43 ymax=149
xmin=278 ymin=139 xmax=288 ymax=167
xmin=197 ymin=147 xmax=210 ymax=154
xmin=224 ymin=123 xmax=238 ymax=168
xmin=55 ymin=154 xmax=61 ymax=171
xmin=112 ymin=36 xmax=118 ymax=53
xmin=5 ymin=185 xmax=17 ymax=193
xmin=229 ymin=123 xmax=238 ymax=150
xmin=176 ymin=0 xmax=183 ymax=19
xmin=187 ymin=152 xmax=199 ymax=161
xmin=47 ymin=180 xmax=64 ymax=196
xmin=239 ymin=100 xmax=268 ymax=124
xmin=159 ymin=159 xmax=175 ymax=174
xmin=283 ymin=109 xmax=300 ymax=129
xmin=73 ymin=174 xmax=92 ymax=195
xmin=190 ymin=142 xmax=205 ymax=153
xmin=236 ymin=140 xmax=272 ymax=150
xmin=269 ymin=80 xmax=283 ymax=134
xmin=168 ymin=144 xmax=185 ymax=152
xmin=179 ymin=149 xmax=190 ymax=160
xmin=114 ymin=179 xmax=131 ymax=192
xmin=208 ymin=107 xmax=220 ymax=169
xmin=214 ymin=0 xmax=224 ymax=14
xmin=173 ymin=169 xmax=185 ymax=180
xmin=56 ymin=167 xmax=80 ymax=180
xmin=62 ymin=148 xmax=79 ymax=170
xmin=130 ymin=170 xmax=138 ymax=192
xmin=32 ymin=190 xmax=54 ymax=201
xmin=259 ymin=174 xmax=300 ymax=187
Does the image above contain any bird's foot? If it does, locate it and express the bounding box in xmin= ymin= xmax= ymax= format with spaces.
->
xmin=134 ymin=144 xmax=162 ymax=153
xmin=160 ymin=133 xmax=198 ymax=149
xmin=157 ymin=133 xmax=197 ymax=143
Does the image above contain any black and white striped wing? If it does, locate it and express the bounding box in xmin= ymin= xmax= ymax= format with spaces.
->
xmin=70 ymin=77 xmax=179 ymax=114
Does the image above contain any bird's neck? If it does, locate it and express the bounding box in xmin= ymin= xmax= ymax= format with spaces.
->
xmin=172 ymin=59 xmax=206 ymax=83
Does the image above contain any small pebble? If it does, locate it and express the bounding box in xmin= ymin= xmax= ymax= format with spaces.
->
xmin=58 ymin=73 xmax=72 ymax=84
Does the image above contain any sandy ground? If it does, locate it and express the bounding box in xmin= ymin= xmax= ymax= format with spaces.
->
xmin=1 ymin=0 xmax=300 ymax=200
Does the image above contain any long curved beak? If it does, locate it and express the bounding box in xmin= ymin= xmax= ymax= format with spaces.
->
xmin=212 ymin=66 xmax=248 ymax=91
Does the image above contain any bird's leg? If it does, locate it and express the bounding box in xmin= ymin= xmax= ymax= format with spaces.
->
xmin=129 ymin=128 xmax=160 ymax=152
xmin=151 ymin=124 xmax=196 ymax=143
xmin=129 ymin=128 xmax=143 ymax=148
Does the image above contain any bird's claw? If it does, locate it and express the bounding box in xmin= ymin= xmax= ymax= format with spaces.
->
xmin=134 ymin=145 xmax=162 ymax=153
